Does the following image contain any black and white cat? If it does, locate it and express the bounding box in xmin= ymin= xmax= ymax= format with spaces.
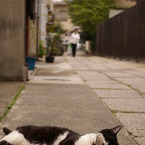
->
xmin=0 ymin=125 xmax=122 ymax=145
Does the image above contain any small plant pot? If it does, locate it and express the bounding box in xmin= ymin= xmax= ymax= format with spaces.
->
xmin=46 ymin=56 xmax=55 ymax=63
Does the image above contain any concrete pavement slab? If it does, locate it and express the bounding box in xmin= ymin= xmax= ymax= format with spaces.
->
xmin=67 ymin=56 xmax=145 ymax=145
xmin=130 ymin=84 xmax=145 ymax=94
xmin=116 ymin=113 xmax=145 ymax=144
xmin=115 ymin=78 xmax=145 ymax=93
xmin=1 ymin=84 xmax=118 ymax=131
xmin=37 ymin=62 xmax=72 ymax=71
xmin=29 ymin=57 xmax=84 ymax=84
xmin=134 ymin=137 xmax=145 ymax=145
xmin=115 ymin=77 xmax=145 ymax=86
xmin=87 ymin=64 xmax=109 ymax=71
xmin=28 ymin=75 xmax=84 ymax=84
xmin=0 ymin=55 xmax=139 ymax=145
xmin=132 ymin=84 xmax=145 ymax=94
xmin=36 ymin=69 xmax=74 ymax=76
xmin=87 ymin=81 xmax=130 ymax=89
xmin=76 ymin=58 xmax=110 ymax=71
xmin=0 ymin=83 xmax=136 ymax=145
xmin=36 ymin=62 xmax=73 ymax=77
xmin=123 ymin=69 xmax=145 ymax=79
xmin=105 ymin=72 xmax=137 ymax=78
xmin=116 ymin=113 xmax=145 ymax=136
xmin=90 ymin=58 xmax=140 ymax=70
xmin=94 ymin=89 xmax=142 ymax=99
xmin=102 ymin=99 xmax=145 ymax=112
xmin=67 ymin=58 xmax=90 ymax=70
xmin=76 ymin=71 xmax=110 ymax=81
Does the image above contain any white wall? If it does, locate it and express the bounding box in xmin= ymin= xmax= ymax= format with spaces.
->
xmin=60 ymin=18 xmax=74 ymax=31
xmin=109 ymin=9 xmax=124 ymax=18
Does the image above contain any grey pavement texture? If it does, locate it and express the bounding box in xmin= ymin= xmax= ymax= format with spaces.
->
xmin=1 ymin=52 xmax=145 ymax=144
xmin=0 ymin=82 xmax=23 ymax=117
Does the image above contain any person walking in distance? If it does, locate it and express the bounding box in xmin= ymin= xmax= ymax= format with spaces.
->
xmin=70 ymin=29 xmax=80 ymax=57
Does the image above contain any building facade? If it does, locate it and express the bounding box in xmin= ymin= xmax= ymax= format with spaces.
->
xmin=0 ymin=0 xmax=40 ymax=81
xmin=54 ymin=1 xmax=74 ymax=31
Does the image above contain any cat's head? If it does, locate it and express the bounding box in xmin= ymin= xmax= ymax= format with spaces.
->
xmin=0 ymin=127 xmax=29 ymax=145
xmin=99 ymin=125 xmax=122 ymax=145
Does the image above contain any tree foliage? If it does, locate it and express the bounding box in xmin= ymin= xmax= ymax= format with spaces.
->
xmin=66 ymin=0 xmax=114 ymax=41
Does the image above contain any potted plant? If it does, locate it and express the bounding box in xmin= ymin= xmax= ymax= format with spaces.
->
xmin=39 ymin=41 xmax=45 ymax=58
xmin=45 ymin=12 xmax=64 ymax=62
xmin=45 ymin=33 xmax=55 ymax=63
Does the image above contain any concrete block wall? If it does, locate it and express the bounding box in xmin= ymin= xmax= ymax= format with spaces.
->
xmin=0 ymin=0 xmax=26 ymax=81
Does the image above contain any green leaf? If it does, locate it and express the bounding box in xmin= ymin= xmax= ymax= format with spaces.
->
xmin=67 ymin=0 xmax=114 ymax=39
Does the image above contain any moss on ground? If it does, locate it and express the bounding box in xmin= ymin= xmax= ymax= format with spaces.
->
xmin=0 ymin=84 xmax=25 ymax=122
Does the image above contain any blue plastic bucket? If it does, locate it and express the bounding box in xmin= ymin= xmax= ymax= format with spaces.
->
xmin=26 ymin=57 xmax=36 ymax=70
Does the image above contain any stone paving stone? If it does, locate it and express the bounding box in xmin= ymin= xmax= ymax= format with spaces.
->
xmin=94 ymin=89 xmax=141 ymax=99
xmin=130 ymin=84 xmax=145 ymax=94
xmin=87 ymin=81 xmax=129 ymax=89
xmin=115 ymin=78 xmax=145 ymax=86
xmin=123 ymin=69 xmax=145 ymax=79
xmin=77 ymin=58 xmax=111 ymax=71
xmin=104 ymin=63 xmax=133 ymax=70
xmin=89 ymin=58 xmax=105 ymax=64
xmin=87 ymin=64 xmax=109 ymax=70
xmin=115 ymin=78 xmax=145 ymax=93
xmin=105 ymin=72 xmax=137 ymax=78
xmin=134 ymin=137 xmax=145 ymax=145
xmin=87 ymin=59 xmax=128 ymax=71
xmin=69 ymin=64 xmax=89 ymax=70
xmin=76 ymin=71 xmax=110 ymax=81
xmin=69 ymin=58 xmax=109 ymax=71
xmin=134 ymin=72 xmax=145 ymax=79
xmin=102 ymin=99 xmax=145 ymax=112
xmin=29 ymin=75 xmax=84 ymax=85
xmin=67 ymin=58 xmax=89 ymax=70
xmin=116 ymin=113 xmax=145 ymax=137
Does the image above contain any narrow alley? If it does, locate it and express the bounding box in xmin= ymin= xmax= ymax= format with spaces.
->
xmin=1 ymin=52 xmax=145 ymax=144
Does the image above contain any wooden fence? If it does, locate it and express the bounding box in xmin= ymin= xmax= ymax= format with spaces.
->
xmin=96 ymin=1 xmax=145 ymax=61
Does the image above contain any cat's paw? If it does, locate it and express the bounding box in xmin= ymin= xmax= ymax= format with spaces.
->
xmin=94 ymin=133 xmax=107 ymax=145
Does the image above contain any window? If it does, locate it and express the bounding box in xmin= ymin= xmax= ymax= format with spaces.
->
xmin=55 ymin=10 xmax=68 ymax=21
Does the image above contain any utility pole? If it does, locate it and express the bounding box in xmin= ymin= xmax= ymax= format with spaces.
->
xmin=36 ymin=0 xmax=40 ymax=60
xmin=50 ymin=0 xmax=54 ymax=11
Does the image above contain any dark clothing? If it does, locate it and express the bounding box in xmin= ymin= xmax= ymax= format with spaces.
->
xmin=71 ymin=43 xmax=77 ymax=57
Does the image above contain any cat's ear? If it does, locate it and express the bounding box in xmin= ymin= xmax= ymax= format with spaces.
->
xmin=111 ymin=125 xmax=122 ymax=135
xmin=3 ymin=127 xmax=12 ymax=135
